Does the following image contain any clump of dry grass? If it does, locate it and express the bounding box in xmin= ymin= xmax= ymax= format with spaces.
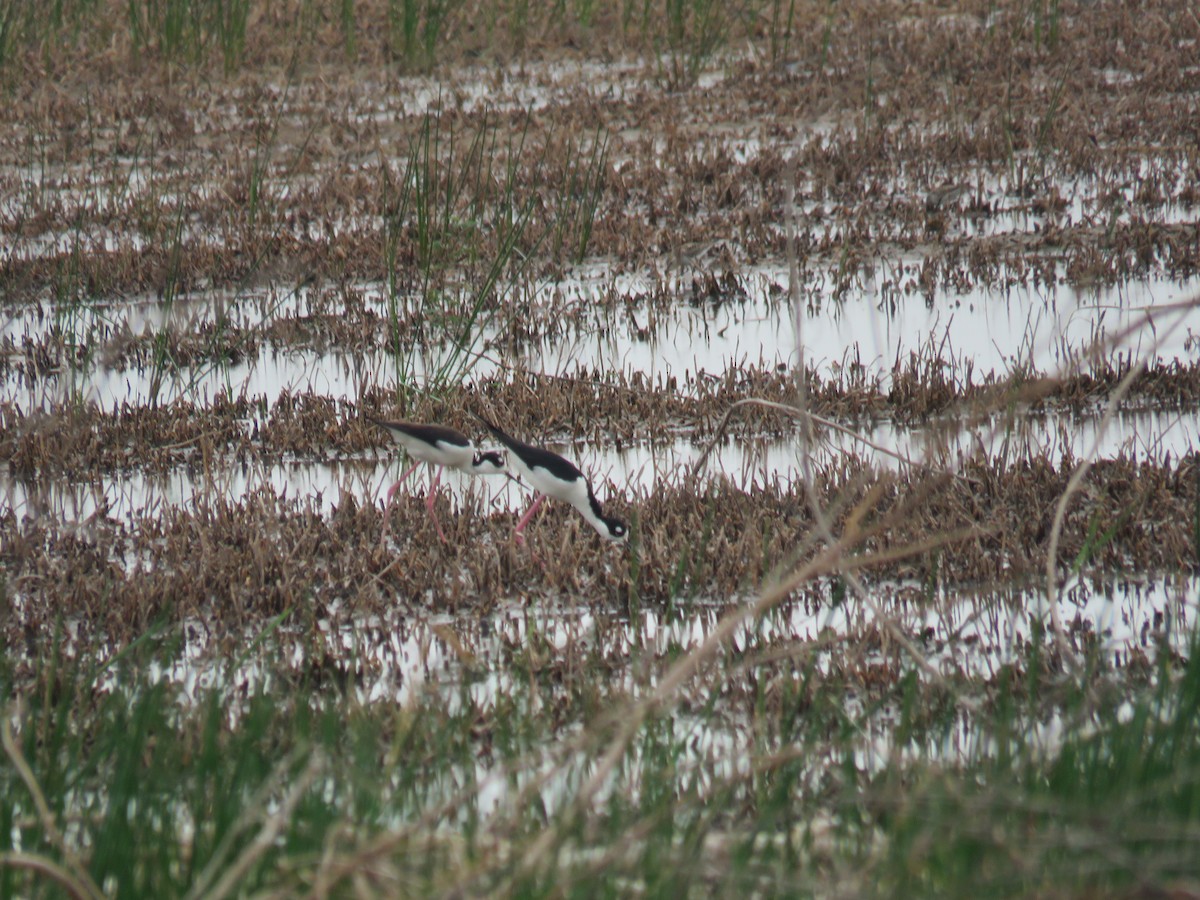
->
xmin=7 ymin=349 xmax=1200 ymax=478
xmin=3 ymin=445 xmax=1195 ymax=648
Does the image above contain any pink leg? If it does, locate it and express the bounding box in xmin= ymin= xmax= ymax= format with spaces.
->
xmin=513 ymin=494 xmax=547 ymax=545
xmin=381 ymin=461 xmax=421 ymax=537
xmin=425 ymin=465 xmax=447 ymax=543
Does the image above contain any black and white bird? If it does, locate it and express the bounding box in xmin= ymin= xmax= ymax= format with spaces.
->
xmin=473 ymin=412 xmax=628 ymax=545
xmin=368 ymin=417 xmax=507 ymax=542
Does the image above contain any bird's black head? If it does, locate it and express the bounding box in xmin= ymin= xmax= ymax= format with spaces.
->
xmin=603 ymin=516 xmax=629 ymax=545
xmin=472 ymin=449 xmax=507 ymax=474
xmin=584 ymin=483 xmax=629 ymax=544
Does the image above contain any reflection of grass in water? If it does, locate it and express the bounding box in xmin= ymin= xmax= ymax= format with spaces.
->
xmin=146 ymin=200 xmax=187 ymax=409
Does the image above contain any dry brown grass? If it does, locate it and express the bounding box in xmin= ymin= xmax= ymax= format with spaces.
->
xmin=3 ymin=449 xmax=1195 ymax=648
xmin=2 ymin=1 xmax=1198 ymax=306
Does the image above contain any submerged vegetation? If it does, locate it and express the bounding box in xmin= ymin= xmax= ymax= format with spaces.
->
xmin=3 ymin=0 xmax=1200 ymax=896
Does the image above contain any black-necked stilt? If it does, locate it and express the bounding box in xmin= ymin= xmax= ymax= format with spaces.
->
xmin=473 ymin=412 xmax=628 ymax=545
xmin=369 ymin=417 xmax=507 ymax=542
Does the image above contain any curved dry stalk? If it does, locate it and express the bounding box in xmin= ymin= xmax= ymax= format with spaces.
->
xmin=501 ymin=513 xmax=982 ymax=886
xmin=188 ymin=750 xmax=323 ymax=900
xmin=1041 ymin=301 xmax=1194 ymax=668
xmin=0 ymin=852 xmax=97 ymax=900
xmin=799 ymin=477 xmax=957 ymax=687
xmin=1 ymin=705 xmax=104 ymax=900
xmin=503 ymin=545 xmax=835 ymax=881
xmin=499 ymin=164 xmax=990 ymax=887
xmin=684 ymin=396 xmax=930 ymax=485
xmin=781 ymin=168 xmax=965 ymax=699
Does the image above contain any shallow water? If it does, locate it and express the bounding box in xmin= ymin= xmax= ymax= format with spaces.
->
xmin=5 ymin=262 xmax=1198 ymax=412
xmin=799 ymin=265 xmax=1200 ymax=379
xmin=89 ymin=574 xmax=1196 ymax=746
xmin=5 ymin=406 xmax=1194 ymax=526
xmin=1 ymin=567 xmax=1162 ymax=826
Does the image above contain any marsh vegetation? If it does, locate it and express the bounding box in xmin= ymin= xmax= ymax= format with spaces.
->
xmin=3 ymin=0 xmax=1200 ymax=895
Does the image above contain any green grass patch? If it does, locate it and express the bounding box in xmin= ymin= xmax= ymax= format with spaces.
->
xmin=3 ymin=598 xmax=1199 ymax=896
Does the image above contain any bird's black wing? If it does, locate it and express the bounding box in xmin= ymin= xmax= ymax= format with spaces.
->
xmin=473 ymin=411 xmax=583 ymax=481
xmin=369 ymin=417 xmax=471 ymax=448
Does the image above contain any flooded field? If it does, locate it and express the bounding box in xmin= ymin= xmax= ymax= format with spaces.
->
xmin=3 ymin=0 xmax=1200 ymax=896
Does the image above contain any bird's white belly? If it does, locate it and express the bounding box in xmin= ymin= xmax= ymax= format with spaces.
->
xmin=397 ymin=437 xmax=473 ymax=470
xmin=518 ymin=464 xmax=587 ymax=507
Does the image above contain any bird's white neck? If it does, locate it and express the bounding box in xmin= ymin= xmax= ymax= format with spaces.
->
xmin=569 ymin=483 xmax=615 ymax=539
